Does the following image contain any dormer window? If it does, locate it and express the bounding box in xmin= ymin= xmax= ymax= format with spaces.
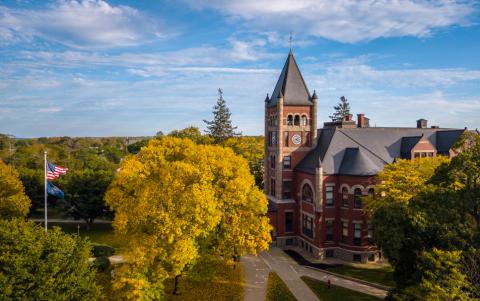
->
xmin=294 ymin=115 xmax=300 ymax=126
xmin=301 ymin=115 xmax=307 ymax=126
xmin=287 ymin=115 xmax=293 ymax=126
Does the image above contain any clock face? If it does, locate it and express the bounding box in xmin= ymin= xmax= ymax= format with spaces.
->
xmin=292 ymin=134 xmax=301 ymax=145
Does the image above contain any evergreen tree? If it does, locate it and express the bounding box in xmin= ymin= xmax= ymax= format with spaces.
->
xmin=203 ymin=89 xmax=240 ymax=143
xmin=329 ymin=96 xmax=351 ymax=122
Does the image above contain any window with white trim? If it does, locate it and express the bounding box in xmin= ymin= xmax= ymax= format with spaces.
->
xmin=325 ymin=186 xmax=334 ymax=207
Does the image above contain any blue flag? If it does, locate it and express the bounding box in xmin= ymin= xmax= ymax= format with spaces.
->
xmin=47 ymin=181 xmax=64 ymax=199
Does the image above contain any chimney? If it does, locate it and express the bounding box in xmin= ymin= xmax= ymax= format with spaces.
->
xmin=344 ymin=114 xmax=353 ymax=122
xmin=417 ymin=119 xmax=427 ymax=128
xmin=357 ymin=114 xmax=370 ymax=128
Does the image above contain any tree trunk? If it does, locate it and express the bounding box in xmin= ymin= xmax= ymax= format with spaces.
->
xmin=173 ymin=275 xmax=180 ymax=295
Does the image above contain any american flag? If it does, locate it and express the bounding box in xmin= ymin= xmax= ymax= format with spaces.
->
xmin=47 ymin=162 xmax=68 ymax=180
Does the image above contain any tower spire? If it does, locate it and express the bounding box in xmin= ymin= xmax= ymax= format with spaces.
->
xmin=289 ymin=31 xmax=293 ymax=51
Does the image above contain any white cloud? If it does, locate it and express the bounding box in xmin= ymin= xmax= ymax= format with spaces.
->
xmin=0 ymin=0 xmax=164 ymax=48
xmin=187 ymin=0 xmax=477 ymax=43
xmin=312 ymin=60 xmax=480 ymax=89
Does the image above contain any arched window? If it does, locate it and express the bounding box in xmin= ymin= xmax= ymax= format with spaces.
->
xmin=301 ymin=115 xmax=307 ymax=126
xmin=354 ymin=188 xmax=362 ymax=209
xmin=302 ymin=184 xmax=313 ymax=203
xmin=287 ymin=115 xmax=293 ymax=126
xmin=294 ymin=115 xmax=300 ymax=126
xmin=368 ymin=188 xmax=375 ymax=199
xmin=342 ymin=187 xmax=349 ymax=207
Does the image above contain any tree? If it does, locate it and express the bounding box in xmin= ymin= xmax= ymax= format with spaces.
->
xmin=329 ymin=96 xmax=351 ymax=122
xmin=203 ymin=89 xmax=240 ymax=143
xmin=0 ymin=219 xmax=101 ymax=300
xmin=168 ymin=126 xmax=213 ymax=145
xmin=370 ymin=134 xmax=480 ymax=299
xmin=366 ymin=157 xmax=449 ymax=212
xmin=0 ymin=160 xmax=30 ymax=218
xmin=61 ymin=168 xmax=114 ymax=230
xmin=223 ymin=136 xmax=264 ymax=189
xmin=105 ymin=137 xmax=270 ymax=299
xmin=396 ymin=249 xmax=471 ymax=301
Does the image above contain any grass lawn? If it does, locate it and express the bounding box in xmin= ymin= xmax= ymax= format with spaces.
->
xmin=266 ymin=272 xmax=297 ymax=301
xmin=164 ymin=260 xmax=244 ymax=301
xmin=96 ymin=260 xmax=243 ymax=301
xmin=326 ymin=265 xmax=394 ymax=287
xmin=47 ymin=222 xmax=126 ymax=251
xmin=283 ymin=250 xmax=394 ymax=288
xmin=302 ymin=276 xmax=382 ymax=301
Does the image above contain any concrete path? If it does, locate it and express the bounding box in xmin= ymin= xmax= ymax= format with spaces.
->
xmin=241 ymin=255 xmax=269 ymax=301
xmin=259 ymin=248 xmax=320 ymax=301
xmin=242 ymin=248 xmax=388 ymax=301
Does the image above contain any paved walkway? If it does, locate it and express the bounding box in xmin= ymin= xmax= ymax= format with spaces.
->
xmin=242 ymin=247 xmax=388 ymax=301
xmin=260 ymin=248 xmax=320 ymax=301
xmin=242 ymin=255 xmax=269 ymax=301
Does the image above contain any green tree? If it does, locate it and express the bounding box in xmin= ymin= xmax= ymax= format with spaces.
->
xmin=329 ymin=96 xmax=351 ymax=122
xmin=105 ymin=137 xmax=270 ymax=300
xmin=396 ymin=249 xmax=471 ymax=301
xmin=370 ymin=133 xmax=480 ymax=299
xmin=0 ymin=219 xmax=101 ymax=300
xmin=203 ymin=89 xmax=240 ymax=143
xmin=168 ymin=126 xmax=213 ymax=145
xmin=223 ymin=136 xmax=264 ymax=189
xmin=61 ymin=168 xmax=114 ymax=230
xmin=0 ymin=161 xmax=31 ymax=218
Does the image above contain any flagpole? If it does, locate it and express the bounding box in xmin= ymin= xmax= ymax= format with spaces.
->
xmin=44 ymin=151 xmax=48 ymax=232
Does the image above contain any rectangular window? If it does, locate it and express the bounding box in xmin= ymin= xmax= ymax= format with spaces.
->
xmin=285 ymin=212 xmax=293 ymax=233
xmin=283 ymin=181 xmax=292 ymax=199
xmin=367 ymin=224 xmax=374 ymax=245
xmin=325 ymin=220 xmax=334 ymax=241
xmin=353 ymin=254 xmax=361 ymax=262
xmin=302 ymin=214 xmax=314 ymax=238
xmin=325 ymin=186 xmax=334 ymax=207
xmin=270 ymin=179 xmax=275 ymax=196
xmin=283 ymin=156 xmax=291 ymax=169
xmin=270 ymin=155 xmax=275 ymax=169
xmin=285 ymin=131 xmax=289 ymax=147
xmin=305 ymin=132 xmax=310 ymax=146
xmin=354 ymin=223 xmax=362 ymax=246
xmin=342 ymin=221 xmax=349 ymax=244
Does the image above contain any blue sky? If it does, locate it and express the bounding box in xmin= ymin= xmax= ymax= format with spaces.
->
xmin=1 ymin=0 xmax=479 ymax=137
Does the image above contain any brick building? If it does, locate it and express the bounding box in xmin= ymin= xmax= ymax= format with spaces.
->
xmin=265 ymin=50 xmax=465 ymax=263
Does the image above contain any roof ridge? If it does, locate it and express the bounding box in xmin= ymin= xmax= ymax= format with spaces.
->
xmin=338 ymin=130 xmax=389 ymax=164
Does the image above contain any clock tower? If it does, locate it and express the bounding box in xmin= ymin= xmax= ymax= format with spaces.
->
xmin=264 ymin=50 xmax=318 ymax=203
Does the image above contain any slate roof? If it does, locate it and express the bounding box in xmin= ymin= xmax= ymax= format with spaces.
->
xmin=268 ymin=50 xmax=312 ymax=107
xmin=296 ymin=127 xmax=465 ymax=175
xmin=400 ymin=136 xmax=422 ymax=158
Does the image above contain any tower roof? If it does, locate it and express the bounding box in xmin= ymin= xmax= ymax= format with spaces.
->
xmin=268 ymin=50 xmax=312 ymax=107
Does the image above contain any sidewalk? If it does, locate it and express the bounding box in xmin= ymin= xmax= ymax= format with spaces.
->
xmin=242 ymin=248 xmax=388 ymax=301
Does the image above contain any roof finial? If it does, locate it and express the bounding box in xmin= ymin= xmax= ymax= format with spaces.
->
xmin=289 ymin=31 xmax=294 ymax=51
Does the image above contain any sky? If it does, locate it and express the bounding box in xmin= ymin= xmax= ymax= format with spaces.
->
xmin=1 ymin=0 xmax=480 ymax=137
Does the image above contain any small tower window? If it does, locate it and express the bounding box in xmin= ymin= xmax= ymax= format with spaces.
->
xmin=301 ymin=115 xmax=307 ymax=126
xmin=342 ymin=187 xmax=349 ymax=208
xmin=287 ymin=115 xmax=293 ymax=126
xmin=294 ymin=115 xmax=300 ymax=126
xmin=354 ymin=188 xmax=362 ymax=209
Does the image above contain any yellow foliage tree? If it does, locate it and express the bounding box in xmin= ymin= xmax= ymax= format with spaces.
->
xmin=0 ymin=160 xmax=31 ymax=218
xmin=105 ymin=137 xmax=270 ymax=300
xmin=366 ymin=156 xmax=449 ymax=212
